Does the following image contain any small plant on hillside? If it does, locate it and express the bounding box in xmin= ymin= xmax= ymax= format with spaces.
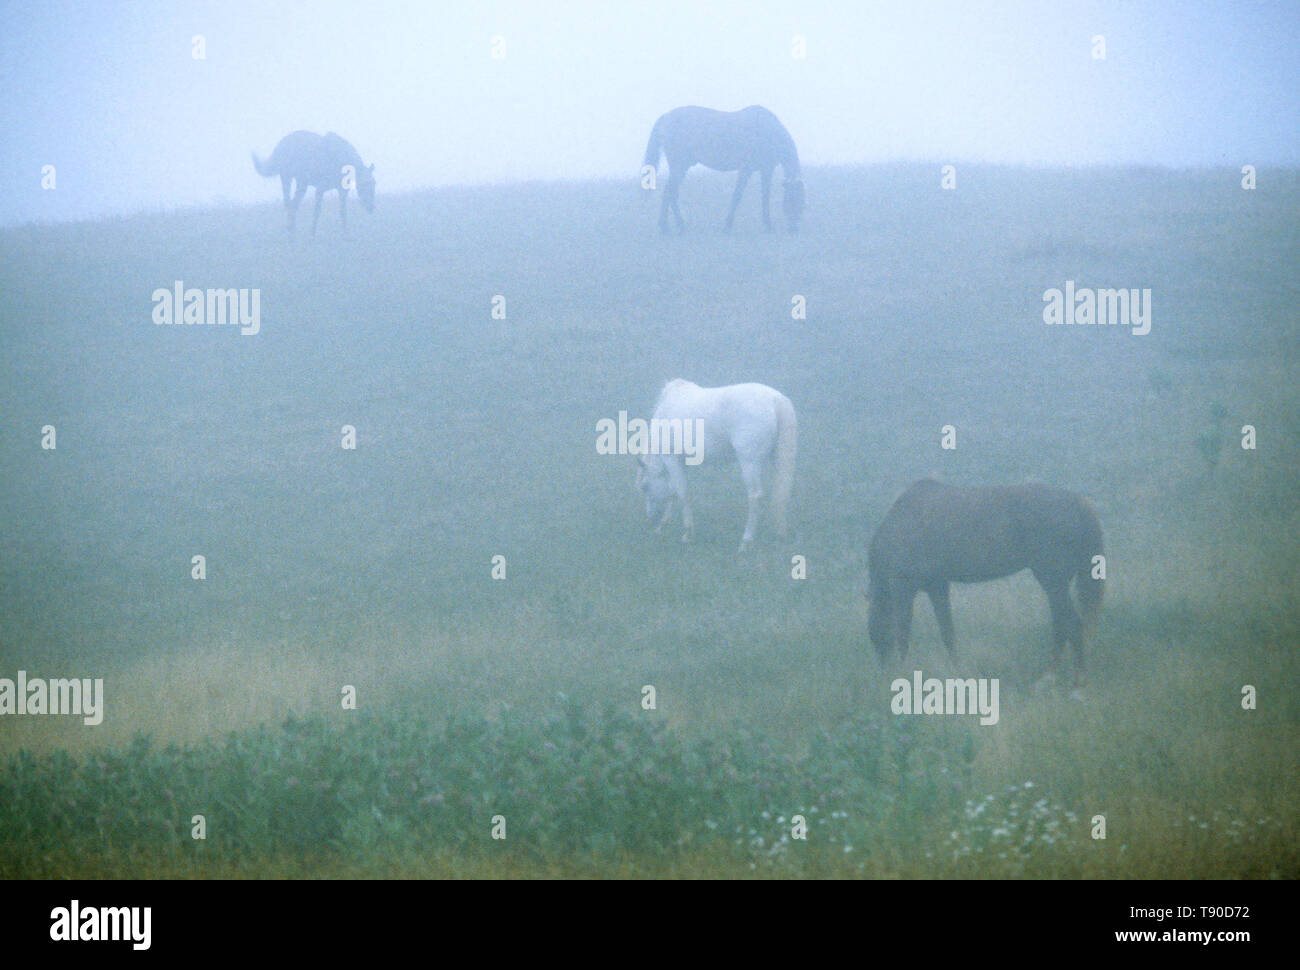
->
xmin=1194 ymin=401 xmax=1229 ymax=473
xmin=941 ymin=782 xmax=1083 ymax=876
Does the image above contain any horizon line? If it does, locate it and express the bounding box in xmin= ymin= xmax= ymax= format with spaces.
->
xmin=4 ymin=158 xmax=1295 ymax=232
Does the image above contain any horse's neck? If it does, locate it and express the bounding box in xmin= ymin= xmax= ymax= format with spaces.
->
xmin=340 ymin=145 xmax=365 ymax=170
xmin=761 ymin=118 xmax=799 ymax=177
xmin=324 ymin=134 xmax=364 ymax=170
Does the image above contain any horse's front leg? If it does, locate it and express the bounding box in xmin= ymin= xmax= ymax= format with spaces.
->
xmin=891 ymin=581 xmax=917 ymax=659
xmin=339 ymin=189 xmax=348 ymax=235
xmin=310 ymin=187 xmax=325 ymax=237
xmin=680 ymin=498 xmax=694 ymax=544
xmin=654 ymin=499 xmax=675 ymax=534
xmin=664 ymin=458 xmax=692 ymax=542
xmin=759 ymin=168 xmax=774 ymax=231
xmin=1070 ymin=621 xmax=1088 ymax=691
xmin=724 ymin=170 xmax=751 ymax=232
xmin=1036 ymin=572 xmax=1080 ymax=686
xmin=927 ymin=582 xmax=956 ymax=657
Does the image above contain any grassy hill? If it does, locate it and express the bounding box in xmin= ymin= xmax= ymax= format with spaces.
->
xmin=1 ymin=164 xmax=1296 ymax=877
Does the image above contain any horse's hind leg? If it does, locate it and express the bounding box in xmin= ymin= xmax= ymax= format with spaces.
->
xmin=724 ymin=170 xmax=751 ymax=232
xmin=1070 ymin=626 xmax=1087 ymax=688
xmin=287 ymin=180 xmax=307 ymax=234
xmin=310 ymin=188 xmax=325 ymax=237
xmin=738 ymin=459 xmax=764 ymax=551
xmin=1038 ymin=573 xmax=1083 ymax=685
xmin=662 ymin=169 xmax=685 ymax=234
xmin=1067 ymin=584 xmax=1088 ymax=687
xmin=667 ymin=171 xmax=687 ymax=233
xmin=927 ymin=582 xmax=956 ymax=657
xmin=759 ymin=167 xmax=774 ymax=231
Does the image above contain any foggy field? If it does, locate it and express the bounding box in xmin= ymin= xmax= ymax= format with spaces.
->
xmin=1 ymin=164 xmax=1297 ymax=878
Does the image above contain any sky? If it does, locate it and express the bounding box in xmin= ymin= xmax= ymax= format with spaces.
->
xmin=1 ymin=0 xmax=1297 ymax=225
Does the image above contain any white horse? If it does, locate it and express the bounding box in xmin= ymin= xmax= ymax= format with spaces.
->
xmin=634 ymin=379 xmax=797 ymax=551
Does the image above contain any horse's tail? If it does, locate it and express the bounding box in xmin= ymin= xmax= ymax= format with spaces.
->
xmin=1074 ymin=497 xmax=1105 ymax=630
xmin=643 ymin=116 xmax=664 ymax=170
xmin=770 ymin=393 xmax=797 ymax=538
xmin=251 ymin=149 xmax=276 ymax=177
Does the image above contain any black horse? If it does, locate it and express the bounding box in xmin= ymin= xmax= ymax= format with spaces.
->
xmin=643 ymin=106 xmax=804 ymax=234
xmin=867 ymin=480 xmax=1105 ymax=685
xmin=252 ymin=131 xmax=375 ymax=236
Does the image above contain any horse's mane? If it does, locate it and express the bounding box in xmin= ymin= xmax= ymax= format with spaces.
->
xmin=323 ymin=131 xmax=367 ymax=171
xmin=740 ymin=106 xmax=800 ymax=178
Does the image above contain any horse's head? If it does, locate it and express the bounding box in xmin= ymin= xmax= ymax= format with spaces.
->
xmin=635 ymin=455 xmax=673 ymax=524
xmin=783 ymin=178 xmax=805 ymax=233
xmin=357 ymin=163 xmax=376 ymax=213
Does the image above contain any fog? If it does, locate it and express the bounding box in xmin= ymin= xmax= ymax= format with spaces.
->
xmin=2 ymin=0 xmax=1297 ymax=226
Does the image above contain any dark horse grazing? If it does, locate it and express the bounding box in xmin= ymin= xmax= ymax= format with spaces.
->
xmin=643 ymin=105 xmax=804 ymax=234
xmin=867 ymin=480 xmax=1104 ymax=685
xmin=252 ymin=131 xmax=375 ymax=236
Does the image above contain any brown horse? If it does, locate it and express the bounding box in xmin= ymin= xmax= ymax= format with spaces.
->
xmin=866 ymin=480 xmax=1104 ymax=685
xmin=252 ymin=131 xmax=375 ymax=236
xmin=643 ymin=105 xmax=804 ymax=234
